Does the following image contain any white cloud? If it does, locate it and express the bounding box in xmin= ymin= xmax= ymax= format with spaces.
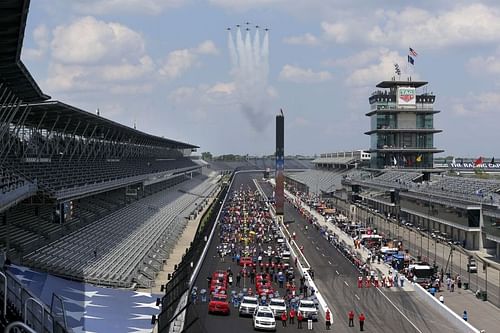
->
xmin=345 ymin=50 xmax=407 ymax=86
xmin=43 ymin=17 xmax=153 ymax=94
xmin=159 ymin=49 xmax=197 ymax=80
xmin=323 ymin=48 xmax=384 ymax=68
xmin=209 ymin=0 xmax=284 ymax=11
xmin=196 ymin=40 xmax=219 ymax=55
xmin=72 ymin=0 xmax=188 ymax=15
xmin=467 ymin=55 xmax=500 ymax=75
xmin=159 ymin=40 xmax=218 ymax=80
xmin=321 ymin=21 xmax=352 ymax=44
xmin=168 ymin=82 xmax=238 ymax=121
xmin=451 ymin=92 xmax=500 ymax=116
xmin=100 ymin=56 xmax=154 ymax=81
xmin=279 ymin=65 xmax=332 ymax=83
xmin=207 ymin=82 xmax=235 ymax=95
xmin=51 ymin=16 xmax=145 ymax=65
xmin=23 ymin=24 xmax=50 ymax=60
xmin=321 ymin=4 xmax=500 ymax=49
xmin=283 ymin=33 xmax=320 ymax=46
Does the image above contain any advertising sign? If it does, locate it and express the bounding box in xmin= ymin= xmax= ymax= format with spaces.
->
xmin=397 ymin=87 xmax=416 ymax=107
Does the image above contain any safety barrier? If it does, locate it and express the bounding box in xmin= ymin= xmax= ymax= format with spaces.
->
xmin=254 ymin=179 xmax=332 ymax=325
xmin=413 ymin=281 xmax=480 ymax=333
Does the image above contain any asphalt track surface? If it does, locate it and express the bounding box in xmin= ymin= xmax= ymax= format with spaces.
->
xmin=259 ymin=180 xmax=459 ymax=333
xmin=187 ymin=173 xmax=323 ymax=332
xmin=188 ymin=173 xmax=458 ymax=333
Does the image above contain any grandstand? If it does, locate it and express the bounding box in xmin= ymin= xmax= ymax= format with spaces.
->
xmin=23 ymin=175 xmax=218 ymax=288
xmin=209 ymin=157 xmax=313 ymax=171
xmin=0 ymin=1 xmax=210 ymax=331
xmin=285 ymin=169 xmax=348 ymax=195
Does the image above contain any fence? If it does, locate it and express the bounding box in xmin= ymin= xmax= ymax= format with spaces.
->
xmin=0 ymin=268 xmax=68 ymax=333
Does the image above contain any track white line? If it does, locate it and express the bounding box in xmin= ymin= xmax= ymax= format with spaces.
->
xmin=328 ymin=261 xmax=332 ymax=265
xmin=321 ymin=253 xmax=326 ymax=257
xmin=354 ymin=294 xmax=360 ymax=301
xmin=376 ymin=288 xmax=424 ymax=333
xmin=335 ymin=270 xmax=339 ymax=275
xmin=316 ymin=246 xmax=320 ymax=251
xmin=344 ymin=281 xmax=349 ymax=287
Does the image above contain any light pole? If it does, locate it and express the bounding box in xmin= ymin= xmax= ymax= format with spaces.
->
xmin=24 ymin=297 xmax=44 ymax=330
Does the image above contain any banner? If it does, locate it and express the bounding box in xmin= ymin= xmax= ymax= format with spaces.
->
xmin=397 ymin=87 xmax=416 ymax=107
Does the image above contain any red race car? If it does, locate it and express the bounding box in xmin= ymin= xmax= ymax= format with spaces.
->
xmin=208 ymin=294 xmax=230 ymax=315
xmin=239 ymin=257 xmax=253 ymax=267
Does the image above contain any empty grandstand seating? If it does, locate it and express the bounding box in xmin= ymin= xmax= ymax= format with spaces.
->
xmin=286 ymin=169 xmax=348 ymax=194
xmin=23 ymin=175 xmax=218 ymax=288
xmin=417 ymin=175 xmax=500 ymax=202
xmin=209 ymin=158 xmax=313 ymax=171
xmin=373 ymin=171 xmax=423 ymax=184
xmin=6 ymin=158 xmax=197 ymax=195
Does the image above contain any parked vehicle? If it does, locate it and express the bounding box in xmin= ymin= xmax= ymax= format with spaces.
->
xmin=239 ymin=296 xmax=259 ymax=316
xmin=268 ymin=298 xmax=287 ymax=318
xmin=297 ymin=299 xmax=318 ymax=321
xmin=253 ymin=306 xmax=276 ymax=331
xmin=467 ymin=257 xmax=478 ymax=273
xmin=208 ymin=293 xmax=230 ymax=315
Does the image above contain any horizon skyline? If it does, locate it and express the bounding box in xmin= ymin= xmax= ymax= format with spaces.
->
xmin=21 ymin=0 xmax=500 ymax=157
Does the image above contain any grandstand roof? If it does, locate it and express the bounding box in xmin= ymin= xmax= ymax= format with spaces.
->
xmin=0 ymin=0 xmax=50 ymax=102
xmin=18 ymin=101 xmax=199 ymax=149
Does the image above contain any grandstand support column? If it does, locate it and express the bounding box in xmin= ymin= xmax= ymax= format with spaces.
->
xmin=0 ymin=104 xmax=30 ymax=162
xmin=37 ymin=114 xmax=61 ymax=160
xmin=58 ymin=120 xmax=81 ymax=161
xmin=0 ymin=95 xmax=20 ymax=139
xmin=69 ymin=122 xmax=89 ymax=161
xmin=85 ymin=127 xmax=111 ymax=161
xmin=78 ymin=124 xmax=97 ymax=162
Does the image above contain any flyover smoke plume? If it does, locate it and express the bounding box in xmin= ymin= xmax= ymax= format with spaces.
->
xmin=227 ymin=26 xmax=272 ymax=131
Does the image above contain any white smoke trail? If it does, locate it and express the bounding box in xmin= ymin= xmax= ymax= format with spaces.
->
xmin=228 ymin=27 xmax=273 ymax=131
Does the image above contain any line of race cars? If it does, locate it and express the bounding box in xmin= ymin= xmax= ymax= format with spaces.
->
xmin=206 ymin=185 xmax=319 ymax=331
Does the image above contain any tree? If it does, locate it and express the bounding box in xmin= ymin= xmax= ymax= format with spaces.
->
xmin=201 ymin=152 xmax=213 ymax=161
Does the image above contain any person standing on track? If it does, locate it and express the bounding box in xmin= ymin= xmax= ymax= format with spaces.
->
xmin=289 ymin=308 xmax=295 ymax=324
xmin=325 ymin=309 xmax=332 ymax=330
xmin=281 ymin=310 xmax=288 ymax=327
xmin=348 ymin=310 xmax=355 ymax=327
xmin=359 ymin=313 xmax=365 ymax=331
xmin=297 ymin=311 xmax=303 ymax=328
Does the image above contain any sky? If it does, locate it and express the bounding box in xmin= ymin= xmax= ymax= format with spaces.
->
xmin=21 ymin=0 xmax=500 ymax=157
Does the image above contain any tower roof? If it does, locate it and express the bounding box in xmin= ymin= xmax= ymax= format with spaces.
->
xmin=376 ymin=80 xmax=428 ymax=88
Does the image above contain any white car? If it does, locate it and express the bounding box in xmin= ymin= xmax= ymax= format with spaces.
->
xmin=239 ymin=296 xmax=259 ymax=316
xmin=268 ymin=298 xmax=287 ymax=318
xmin=298 ymin=299 xmax=318 ymax=321
xmin=253 ymin=306 xmax=276 ymax=331
xmin=281 ymin=251 xmax=291 ymax=262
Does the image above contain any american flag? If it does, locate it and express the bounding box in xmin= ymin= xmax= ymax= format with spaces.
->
xmin=409 ymin=47 xmax=418 ymax=57
xmin=8 ymin=264 xmax=161 ymax=333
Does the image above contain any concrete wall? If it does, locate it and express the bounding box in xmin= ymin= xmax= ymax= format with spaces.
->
xmin=413 ymin=283 xmax=480 ymax=333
